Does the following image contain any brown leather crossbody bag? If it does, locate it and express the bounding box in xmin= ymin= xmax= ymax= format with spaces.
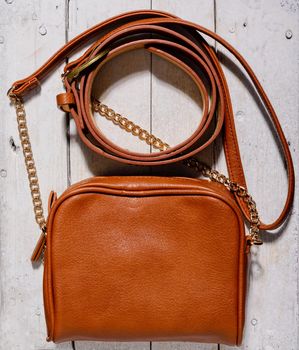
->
xmin=8 ymin=10 xmax=295 ymax=346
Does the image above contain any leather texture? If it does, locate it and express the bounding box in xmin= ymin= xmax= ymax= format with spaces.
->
xmin=9 ymin=9 xmax=295 ymax=347
xmin=44 ymin=176 xmax=247 ymax=345
xmin=10 ymin=10 xmax=295 ymax=232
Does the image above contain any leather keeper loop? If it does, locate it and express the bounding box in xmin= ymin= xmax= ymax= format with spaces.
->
xmin=56 ymin=92 xmax=75 ymax=112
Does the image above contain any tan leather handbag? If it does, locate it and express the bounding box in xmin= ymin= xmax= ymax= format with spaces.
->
xmin=8 ymin=10 xmax=294 ymax=346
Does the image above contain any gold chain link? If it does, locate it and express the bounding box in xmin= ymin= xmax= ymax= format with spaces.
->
xmin=184 ymin=157 xmax=262 ymax=245
xmin=8 ymin=91 xmax=262 ymax=246
xmin=9 ymin=93 xmax=47 ymax=234
xmin=93 ymin=100 xmax=262 ymax=246
xmin=93 ymin=98 xmax=170 ymax=152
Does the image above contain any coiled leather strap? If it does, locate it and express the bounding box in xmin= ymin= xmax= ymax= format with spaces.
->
xmin=9 ymin=10 xmax=295 ymax=231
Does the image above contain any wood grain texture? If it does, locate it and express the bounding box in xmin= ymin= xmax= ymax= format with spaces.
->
xmin=1 ymin=1 xmax=298 ymax=350
xmin=0 ymin=0 xmax=72 ymax=349
xmin=214 ymin=1 xmax=299 ymax=349
xmin=68 ymin=0 xmax=153 ymax=185
xmin=150 ymin=0 xmax=218 ymax=179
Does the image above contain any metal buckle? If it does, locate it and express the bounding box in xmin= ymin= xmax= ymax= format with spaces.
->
xmin=65 ymin=49 xmax=109 ymax=83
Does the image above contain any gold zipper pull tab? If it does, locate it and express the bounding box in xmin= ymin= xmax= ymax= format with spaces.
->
xmin=31 ymin=228 xmax=46 ymax=263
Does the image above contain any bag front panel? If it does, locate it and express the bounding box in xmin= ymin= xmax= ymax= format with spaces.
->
xmin=44 ymin=179 xmax=247 ymax=345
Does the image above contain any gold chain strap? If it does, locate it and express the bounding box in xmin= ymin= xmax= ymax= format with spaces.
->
xmin=93 ymin=98 xmax=170 ymax=152
xmin=7 ymin=92 xmax=262 ymax=247
xmin=184 ymin=158 xmax=262 ymax=245
xmin=92 ymin=99 xmax=262 ymax=246
xmin=8 ymin=93 xmax=47 ymax=234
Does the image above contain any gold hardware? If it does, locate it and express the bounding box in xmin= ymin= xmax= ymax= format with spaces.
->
xmin=185 ymin=157 xmax=262 ymax=246
xmin=65 ymin=49 xmax=109 ymax=82
xmin=92 ymin=98 xmax=170 ymax=152
xmin=8 ymin=93 xmax=47 ymax=258
xmin=94 ymin=100 xmax=262 ymax=246
xmin=8 ymin=84 xmax=262 ymax=250
xmin=7 ymin=86 xmax=16 ymax=98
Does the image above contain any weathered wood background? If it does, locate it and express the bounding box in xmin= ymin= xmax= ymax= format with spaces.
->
xmin=0 ymin=0 xmax=298 ymax=349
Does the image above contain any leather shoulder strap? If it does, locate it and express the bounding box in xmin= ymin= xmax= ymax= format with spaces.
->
xmin=9 ymin=10 xmax=171 ymax=96
xmin=8 ymin=10 xmax=295 ymax=232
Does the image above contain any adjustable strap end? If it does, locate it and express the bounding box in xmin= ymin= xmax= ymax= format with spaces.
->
xmin=8 ymin=77 xmax=40 ymax=98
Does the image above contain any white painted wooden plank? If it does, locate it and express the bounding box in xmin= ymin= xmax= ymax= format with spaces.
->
xmin=68 ymin=0 xmax=152 ymax=185
xmin=213 ymin=1 xmax=299 ymax=349
xmin=74 ymin=343 xmax=148 ymax=350
xmin=0 ymin=0 xmax=72 ymax=349
xmin=67 ymin=1 xmax=151 ymax=349
xmin=150 ymin=2 xmax=218 ymax=350
xmin=2 ymin=2 xmax=296 ymax=350
xmin=150 ymin=0 xmax=217 ymax=178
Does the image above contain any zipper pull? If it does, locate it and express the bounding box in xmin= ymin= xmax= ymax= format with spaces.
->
xmin=31 ymin=229 xmax=46 ymax=263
